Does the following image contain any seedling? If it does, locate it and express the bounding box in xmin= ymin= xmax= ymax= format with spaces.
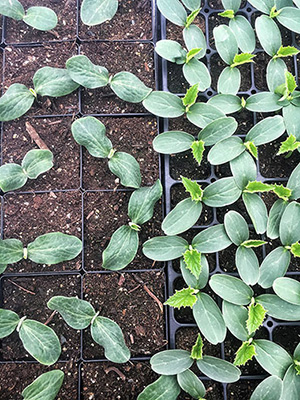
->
xmin=81 ymin=0 xmax=118 ymax=26
xmin=47 ymin=296 xmax=130 ymax=363
xmin=0 ymin=149 xmax=53 ymax=193
xmin=0 ymin=0 xmax=57 ymax=31
xmin=22 ymin=370 xmax=64 ymax=400
xmin=102 ymin=180 xmax=162 ymax=270
xmin=138 ymin=333 xmax=240 ymax=399
xmin=71 ymin=116 xmax=141 ymax=188
xmin=0 ymin=232 xmax=82 ymax=274
xmin=213 ymin=24 xmax=256 ymax=95
xmin=0 ymin=308 xmax=61 ymax=365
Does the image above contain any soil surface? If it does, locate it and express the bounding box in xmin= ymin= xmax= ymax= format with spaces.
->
xmin=3 ymin=42 xmax=79 ymax=116
xmin=2 ymin=116 xmax=80 ymax=191
xmin=83 ymin=271 xmax=166 ymax=358
xmin=83 ymin=191 xmax=162 ymax=271
xmin=78 ymin=0 xmax=153 ymax=41
xmin=1 ymin=274 xmax=81 ymax=361
xmin=5 ymin=0 xmax=77 ymax=43
xmin=227 ymin=380 xmax=262 ymax=399
xmin=272 ymin=324 xmax=300 ymax=355
xmin=82 ymin=116 xmax=159 ymax=190
xmin=3 ymin=191 xmax=82 ymax=273
xmin=80 ymin=42 xmax=155 ymax=114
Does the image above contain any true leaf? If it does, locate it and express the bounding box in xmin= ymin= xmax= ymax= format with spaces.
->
xmin=256 ymin=294 xmax=300 ymax=321
xmin=192 ymin=224 xmax=232 ymax=253
xmin=102 ymin=225 xmax=139 ymax=270
xmin=278 ymin=135 xmax=300 ymax=154
xmin=273 ymin=184 xmax=292 ymax=201
xmin=182 ymin=83 xmax=199 ymax=109
xmin=110 ymin=72 xmax=152 ymax=103
xmin=143 ymin=236 xmax=188 ymax=261
xmin=202 ymin=177 xmax=242 ymax=207
xmin=71 ymin=116 xmax=112 ymax=158
xmin=0 ymin=309 xmax=20 ymax=339
xmin=242 ymin=193 xmax=268 ymax=234
xmin=80 ymin=0 xmax=118 ymax=26
xmin=66 ymin=55 xmax=109 ymax=89
xmin=183 ymin=58 xmax=211 ymax=90
xmin=0 ymin=0 xmax=25 ymax=20
xmin=241 ymin=240 xmax=266 ymax=248
xmin=236 ymin=246 xmax=260 ymax=286
xmin=150 ymin=350 xmax=193 ymax=375
xmin=185 ymin=8 xmax=200 ymax=28
xmin=183 ymin=248 xmax=202 ymax=278
xmin=22 ymin=150 xmax=53 ymax=179
xmin=187 ymin=102 xmax=225 ymax=128
xmin=165 ymin=287 xmax=199 ymax=309
xmin=180 ymin=255 xmax=209 ymax=290
xmin=157 ymin=0 xmax=187 ymax=26
xmin=153 ymin=131 xmax=194 ymax=154
xmin=291 ymin=242 xmax=300 ymax=257
xmin=208 ymin=137 xmax=245 ymax=165
xmin=91 ymin=316 xmax=130 ymax=363
xmin=222 ymin=301 xmax=248 ymax=341
xmin=229 ymin=15 xmax=256 ymax=53
xmin=19 ymin=320 xmax=61 ymax=365
xmin=247 ymin=301 xmax=267 ymax=335
xmin=27 ymin=232 xmax=82 ymax=265
xmin=234 ymin=341 xmax=256 ymax=366
xmin=23 ymin=7 xmax=58 ymax=31
xmin=231 ymin=53 xmax=256 ymax=68
xmin=258 ymin=246 xmax=291 ymax=288
xmin=219 ymin=9 xmax=235 ymax=18
xmin=182 ymin=176 xmax=203 ymax=201
xmin=285 ymin=70 xmax=297 ymax=94
xmin=224 ymin=210 xmax=249 ymax=246
xmin=128 ymin=180 xmax=162 ymax=226
xmin=244 ymin=181 xmax=274 ymax=194
xmin=0 ymin=83 xmax=35 ymax=122
xmin=275 ymin=45 xmax=299 ymax=58
xmin=273 ymin=277 xmax=300 ymax=305
xmin=143 ymin=91 xmax=185 ymax=118
xmin=185 ymin=48 xmax=202 ymax=64
xmin=244 ymin=141 xmax=257 ymax=158
xmin=22 ymin=370 xmax=64 ymax=400
xmin=218 ymin=66 xmax=241 ymax=95
xmin=0 ymin=238 xmax=24 ymax=265
xmin=47 ymin=296 xmax=96 ymax=329
xmin=191 ymin=334 xmax=204 ymax=360
xmin=250 ymin=376 xmax=283 ymax=400
xmin=191 ymin=140 xmax=205 ymax=165
xmin=108 ymin=152 xmax=141 ymax=189
xmin=33 ymin=67 xmax=79 ymax=97
xmin=198 ymin=116 xmax=238 ymax=146
xmin=137 ymin=376 xmax=181 ymax=400
xmin=197 ymin=356 xmax=241 ymax=383
xmin=0 ymin=164 xmax=27 ymax=192
xmin=213 ymin=25 xmax=238 ymax=65
xmin=279 ymin=201 xmax=300 ymax=246
xmin=177 ymin=369 xmax=206 ymax=399
xmin=209 ymin=274 xmax=253 ymax=305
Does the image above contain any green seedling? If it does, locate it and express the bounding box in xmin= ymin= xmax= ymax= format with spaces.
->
xmin=22 ymin=370 xmax=64 ymax=400
xmin=80 ymin=0 xmax=118 ymax=26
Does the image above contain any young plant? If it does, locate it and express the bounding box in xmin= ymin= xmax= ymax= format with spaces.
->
xmin=153 ymin=115 xmax=238 ymax=167
xmin=0 ymin=0 xmax=57 ymax=31
xmin=219 ymin=0 xmax=255 ymax=53
xmin=138 ymin=333 xmax=241 ymax=399
xmin=81 ymin=0 xmax=118 ymax=26
xmin=22 ymin=370 xmax=64 ymax=400
xmin=0 ymin=232 xmax=82 ymax=274
xmin=0 ymin=308 xmax=61 ymax=365
xmin=0 ymin=149 xmax=53 ymax=193
xmin=71 ymin=116 xmax=141 ymax=188
xmin=47 ymin=296 xmax=130 ymax=363
xmin=213 ymin=24 xmax=256 ymax=95
xmin=0 ymin=67 xmax=79 ymax=121
xmin=155 ymin=24 xmax=211 ymax=90
xmin=102 ymin=180 xmax=162 ymax=270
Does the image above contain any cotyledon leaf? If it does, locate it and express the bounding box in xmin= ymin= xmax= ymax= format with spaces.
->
xmin=22 ymin=370 xmax=64 ymax=400
xmin=156 ymin=0 xmax=187 ymax=26
xmin=0 ymin=83 xmax=35 ymax=122
xmin=222 ymin=301 xmax=248 ymax=341
xmin=0 ymin=309 xmax=20 ymax=339
xmin=0 ymin=164 xmax=28 ymax=192
xmin=143 ymin=236 xmax=188 ymax=261
xmin=224 ymin=210 xmax=249 ymax=246
xmin=187 ymin=102 xmax=225 ymax=128
xmin=258 ymin=246 xmax=291 ymax=289
xmin=192 ymin=224 xmax=232 ymax=253
xmin=66 ymin=55 xmax=109 ymax=89
xmin=150 ymin=350 xmax=193 ymax=375
xmin=153 ymin=131 xmax=194 ymax=154
xmin=137 ymin=375 xmax=181 ymax=400
xmin=108 ymin=151 xmax=141 ymax=189
xmin=202 ymin=177 xmax=242 ymax=207
xmin=256 ymin=294 xmax=300 ymax=321
xmin=177 ymin=369 xmax=206 ymax=399
xmin=142 ymin=91 xmax=185 ymax=118
xmin=33 ymin=67 xmax=80 ymax=97
xmin=0 ymin=238 xmax=24 ymax=265
xmin=197 ymin=356 xmax=241 ymax=383
xmin=209 ymin=274 xmax=253 ymax=305
xmin=80 ymin=0 xmax=118 ymax=26
xmin=110 ymin=71 xmax=152 ymax=103
xmin=0 ymin=0 xmax=25 ymax=20
xmin=21 ymin=149 xmax=53 ymax=180
xmin=23 ymin=7 xmax=58 ymax=31
xmin=250 ymin=376 xmax=283 ymax=400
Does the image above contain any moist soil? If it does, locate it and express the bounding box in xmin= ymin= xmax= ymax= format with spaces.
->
xmin=5 ymin=0 xmax=77 ymax=43
xmin=78 ymin=0 xmax=153 ymax=41
xmin=82 ymin=116 xmax=159 ymax=190
xmin=83 ymin=191 xmax=162 ymax=271
xmin=1 ymin=274 xmax=81 ymax=361
xmin=80 ymin=42 xmax=155 ymax=115
xmin=227 ymin=380 xmax=262 ymax=400
xmin=2 ymin=116 xmax=80 ymax=191
xmin=82 ymin=271 xmax=166 ymax=359
xmin=0 ymin=362 xmax=79 ymax=400
xmin=3 ymin=191 xmax=82 ymax=273
xmin=272 ymin=324 xmax=300 ymax=355
xmin=3 ymin=42 xmax=79 ymax=116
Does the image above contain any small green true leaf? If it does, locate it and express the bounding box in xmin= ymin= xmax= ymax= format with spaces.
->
xmin=231 ymin=53 xmax=256 ymax=68
xmin=241 ymin=240 xmax=266 ymax=248
xmin=164 ymin=287 xmax=199 ymax=309
xmin=291 ymin=242 xmax=300 ymax=257
xmin=274 ymin=45 xmax=300 ymax=59
xmin=219 ymin=9 xmax=235 ymax=18
xmin=183 ymin=248 xmax=202 ymax=278
xmin=244 ymin=181 xmax=274 ymax=193
xmin=182 ymin=84 xmax=199 ymax=111
xmin=22 ymin=370 xmax=64 ymax=400
xmin=190 ymin=140 xmax=205 ymax=165
xmin=191 ymin=333 xmax=204 ymax=360
xmin=185 ymin=8 xmax=200 ymax=28
xmin=234 ymin=341 xmax=256 ymax=366
xmin=181 ymin=176 xmax=203 ymax=202
xmin=244 ymin=141 xmax=258 ymax=158
xmin=285 ymin=70 xmax=297 ymax=94
xmin=247 ymin=300 xmax=267 ymax=335
xmin=278 ymin=135 xmax=300 ymax=155
xmin=186 ymin=48 xmax=202 ymax=63
xmin=273 ymin=184 xmax=292 ymax=201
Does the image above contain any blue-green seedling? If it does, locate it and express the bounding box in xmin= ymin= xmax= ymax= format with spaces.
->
xmin=81 ymin=0 xmax=118 ymax=26
xmin=22 ymin=370 xmax=64 ymax=400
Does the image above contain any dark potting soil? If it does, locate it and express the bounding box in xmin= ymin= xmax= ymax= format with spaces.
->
xmin=82 ymin=116 xmax=159 ymax=190
xmin=272 ymin=324 xmax=300 ymax=355
xmin=80 ymin=42 xmax=155 ymax=115
xmin=82 ymin=271 xmax=166 ymax=359
xmin=81 ymin=361 xmax=157 ymax=400
xmin=0 ymin=361 xmax=79 ymax=400
xmin=227 ymin=380 xmax=262 ymax=400
xmin=216 ymin=197 xmax=251 ymax=225
xmin=208 ymin=13 xmax=227 ymax=50
xmin=78 ymin=0 xmax=153 ymax=41
xmin=170 ymin=183 xmax=214 ymax=226
xmin=83 ymin=191 xmax=162 ymax=271
xmin=3 ymin=43 xmax=79 ymax=116
xmin=5 ymin=0 xmax=77 ymax=43
xmin=2 ymin=117 xmax=80 ymax=191
xmin=259 ymin=137 xmax=300 ymax=178
xmin=176 ymin=327 xmax=222 ymax=357
xmin=1 ymin=274 xmax=81 ymax=361
xmin=3 ymin=191 xmax=82 ymax=273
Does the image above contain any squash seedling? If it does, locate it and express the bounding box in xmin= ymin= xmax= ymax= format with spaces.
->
xmin=0 ymin=232 xmax=82 ymax=274
xmin=71 ymin=116 xmax=141 ymax=188
xmin=0 ymin=308 xmax=61 ymax=365
xmin=102 ymin=180 xmax=162 ymax=271
xmin=138 ymin=333 xmax=240 ymax=399
xmin=22 ymin=370 xmax=64 ymax=400
xmin=0 ymin=0 xmax=58 ymax=31
xmin=80 ymin=0 xmax=118 ymax=26
xmin=47 ymin=296 xmax=130 ymax=363
xmin=0 ymin=149 xmax=53 ymax=193
xmin=213 ymin=24 xmax=256 ymax=95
